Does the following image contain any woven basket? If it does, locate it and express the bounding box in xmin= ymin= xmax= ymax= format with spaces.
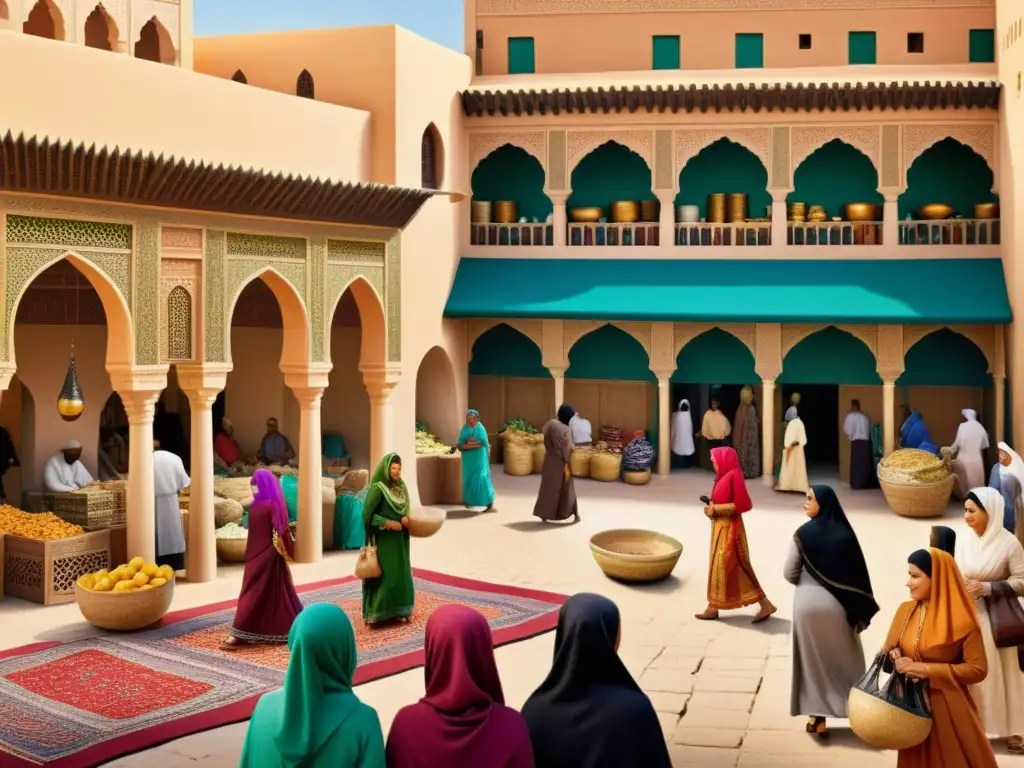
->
xmin=532 ymin=444 xmax=546 ymax=474
xmin=848 ymin=687 xmax=932 ymax=749
xmin=570 ymin=450 xmax=592 ymax=478
xmin=504 ymin=441 xmax=533 ymax=476
xmin=590 ymin=453 xmax=622 ymax=482
xmin=589 ymin=529 xmax=683 ymax=582
xmin=407 ymin=507 xmax=446 ymax=538
xmin=216 ymin=537 xmax=248 ymax=562
xmin=879 ymin=475 xmax=955 ymax=518
xmin=623 ymin=469 xmax=652 ymax=485
xmin=74 ymin=576 xmax=175 ymax=631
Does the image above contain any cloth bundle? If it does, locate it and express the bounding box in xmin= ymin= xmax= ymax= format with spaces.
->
xmin=622 ymin=437 xmax=655 ymax=471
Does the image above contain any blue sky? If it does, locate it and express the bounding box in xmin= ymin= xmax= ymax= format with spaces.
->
xmin=194 ymin=0 xmax=464 ymax=51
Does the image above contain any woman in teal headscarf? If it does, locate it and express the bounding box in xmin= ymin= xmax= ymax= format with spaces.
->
xmin=457 ymin=410 xmax=495 ymax=511
xmin=239 ymin=603 xmax=385 ymax=768
xmin=361 ymin=453 xmax=415 ymax=625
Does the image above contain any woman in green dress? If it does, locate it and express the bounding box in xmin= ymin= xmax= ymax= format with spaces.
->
xmin=361 ymin=453 xmax=415 ymax=625
xmin=457 ymin=409 xmax=495 ymax=511
xmin=239 ymin=602 xmax=385 ymax=768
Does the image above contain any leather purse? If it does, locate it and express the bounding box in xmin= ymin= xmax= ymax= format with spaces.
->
xmin=987 ymin=581 xmax=1024 ymax=648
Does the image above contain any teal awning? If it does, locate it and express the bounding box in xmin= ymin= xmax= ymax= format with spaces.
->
xmin=444 ymin=258 xmax=1011 ymax=324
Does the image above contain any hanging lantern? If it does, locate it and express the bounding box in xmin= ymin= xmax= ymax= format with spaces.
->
xmin=57 ymin=343 xmax=85 ymax=422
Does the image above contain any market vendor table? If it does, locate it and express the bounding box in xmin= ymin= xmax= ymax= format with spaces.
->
xmin=416 ymin=454 xmax=463 ymax=506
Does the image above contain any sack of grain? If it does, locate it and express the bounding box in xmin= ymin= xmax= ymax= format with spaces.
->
xmin=591 ymin=452 xmax=622 ymax=482
xmin=214 ymin=497 xmax=245 ymax=527
xmin=878 ymin=449 xmax=950 ymax=485
xmin=570 ymin=449 xmax=592 ymax=478
xmin=532 ymin=443 xmax=546 ymax=473
xmin=504 ymin=441 xmax=533 ymax=476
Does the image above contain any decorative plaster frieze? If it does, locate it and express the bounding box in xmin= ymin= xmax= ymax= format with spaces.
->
xmin=675 ymin=129 xmax=771 ymax=180
xmin=469 ymin=131 xmax=547 ymax=174
xmin=903 ymin=324 xmax=994 ymax=373
xmin=902 ymin=124 xmax=996 ymax=184
xmin=567 ymin=130 xmax=653 ymax=174
xmin=791 ymin=125 xmax=881 ymax=173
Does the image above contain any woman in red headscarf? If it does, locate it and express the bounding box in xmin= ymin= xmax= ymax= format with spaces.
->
xmin=697 ymin=446 xmax=777 ymax=623
xmin=386 ymin=605 xmax=534 ymax=767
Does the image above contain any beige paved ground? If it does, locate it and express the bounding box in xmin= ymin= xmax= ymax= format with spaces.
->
xmin=2 ymin=469 xmax=1020 ymax=767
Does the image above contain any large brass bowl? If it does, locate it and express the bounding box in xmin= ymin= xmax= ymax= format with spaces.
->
xmin=611 ymin=201 xmax=640 ymax=223
xmin=918 ymin=203 xmax=954 ymax=220
xmin=569 ymin=207 xmax=603 ymax=223
xmin=974 ymin=203 xmax=1000 ymax=219
xmin=845 ymin=203 xmax=878 ymax=222
xmin=589 ymin=529 xmax=682 ymax=583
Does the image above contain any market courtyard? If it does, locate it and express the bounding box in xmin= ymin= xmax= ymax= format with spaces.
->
xmin=1 ymin=469 xmax=1015 ymax=767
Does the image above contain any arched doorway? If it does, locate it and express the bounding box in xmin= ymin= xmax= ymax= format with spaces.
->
xmin=323 ymin=279 xmax=386 ymax=471
xmin=468 ymin=322 xmax=551 ymax=432
xmin=566 ymin=324 xmax=655 ymax=443
xmin=134 ymin=17 xmax=174 ymax=64
xmin=568 ymin=141 xmax=656 ymax=246
xmin=421 ymin=124 xmax=443 ymax=190
xmin=778 ymin=326 xmax=880 ymax=477
xmin=898 ymin=328 xmax=993 ymax=450
xmin=297 ymin=69 xmax=314 ymax=99
xmin=23 ymin=0 xmax=65 ymax=39
xmin=84 ymin=4 xmax=117 ymax=51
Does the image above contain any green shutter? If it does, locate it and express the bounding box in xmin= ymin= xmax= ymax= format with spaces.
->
xmin=969 ymin=29 xmax=995 ymax=63
xmin=735 ymin=33 xmax=763 ymax=69
xmin=848 ymin=31 xmax=877 ymax=64
xmin=508 ymin=37 xmax=535 ymax=74
xmin=652 ymin=35 xmax=681 ymax=70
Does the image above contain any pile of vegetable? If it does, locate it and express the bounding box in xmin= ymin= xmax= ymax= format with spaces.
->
xmin=501 ymin=418 xmax=538 ymax=434
xmin=622 ymin=437 xmax=655 ymax=471
xmin=416 ymin=429 xmax=452 ymax=455
xmin=878 ymin=448 xmax=950 ymax=485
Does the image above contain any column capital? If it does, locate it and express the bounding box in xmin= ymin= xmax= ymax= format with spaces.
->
xmin=0 ymin=363 xmax=15 ymax=392
xmin=547 ymin=366 xmax=566 ymax=379
xmin=756 ymin=367 xmax=781 ymax=382
xmin=768 ymin=189 xmax=792 ymax=203
xmin=547 ymin=191 xmax=568 ymax=206
xmin=651 ymin=369 xmax=675 ymax=381
xmin=878 ymin=371 xmax=902 ymax=383
xmin=879 ymin=187 xmax=905 ymax=202
xmin=107 ymin=364 xmax=168 ymax=396
xmin=176 ymin=362 xmax=232 ymax=397
xmin=119 ymin=389 xmax=161 ymax=425
xmin=761 ymin=378 xmax=776 ymax=387
xmin=361 ymin=362 xmax=402 ymax=393
xmin=292 ymin=386 xmax=325 ymax=408
xmin=283 ymin=362 xmax=332 ymax=392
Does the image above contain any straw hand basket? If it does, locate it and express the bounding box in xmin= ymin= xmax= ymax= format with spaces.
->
xmin=623 ymin=469 xmax=652 ymax=485
xmin=570 ymin=450 xmax=592 ymax=478
xmin=848 ymin=653 xmax=932 ymax=750
xmin=504 ymin=441 xmax=533 ymax=476
xmin=590 ymin=452 xmax=622 ymax=482
xmin=879 ymin=475 xmax=955 ymax=518
xmin=407 ymin=507 xmax=446 ymax=538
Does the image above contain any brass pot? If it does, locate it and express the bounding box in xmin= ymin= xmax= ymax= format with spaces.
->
xmin=493 ymin=201 xmax=518 ymax=224
xmin=726 ymin=193 xmax=747 ymax=223
xmin=611 ymin=201 xmax=640 ymax=223
xmin=788 ymin=201 xmax=807 ymax=221
xmin=471 ymin=200 xmax=492 ymax=224
xmin=917 ymin=203 xmax=954 ymax=220
xmin=640 ymin=200 xmax=659 ymax=222
xmin=974 ymin=203 xmax=1000 ymax=219
xmin=845 ymin=203 xmax=878 ymax=222
xmin=569 ymin=207 xmax=603 ymax=223
xmin=808 ymin=211 xmax=827 ymax=222
xmin=707 ymin=193 xmax=727 ymax=224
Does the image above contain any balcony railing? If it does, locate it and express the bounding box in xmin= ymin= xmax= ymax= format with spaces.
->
xmin=899 ymin=219 xmax=1000 ymax=246
xmin=470 ymin=223 xmax=553 ymax=246
xmin=568 ymin=222 xmax=660 ymax=246
xmin=675 ymin=222 xmax=772 ymax=247
xmin=787 ymin=221 xmax=882 ymax=246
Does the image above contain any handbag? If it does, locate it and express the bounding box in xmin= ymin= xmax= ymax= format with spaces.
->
xmin=848 ymin=606 xmax=932 ymax=750
xmin=987 ymin=580 xmax=1024 ymax=648
xmin=354 ymin=529 xmax=381 ymax=580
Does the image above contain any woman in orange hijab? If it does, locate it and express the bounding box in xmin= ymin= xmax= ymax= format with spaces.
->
xmin=885 ymin=548 xmax=996 ymax=767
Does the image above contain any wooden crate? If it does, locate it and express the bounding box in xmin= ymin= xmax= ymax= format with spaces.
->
xmin=54 ymin=490 xmax=115 ymax=530
xmin=4 ymin=529 xmax=111 ymax=605
xmin=94 ymin=482 xmax=127 ymax=527
xmin=0 ymin=535 xmax=4 ymax=600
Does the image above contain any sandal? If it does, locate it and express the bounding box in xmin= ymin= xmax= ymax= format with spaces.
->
xmin=752 ymin=603 xmax=778 ymax=624
xmin=695 ymin=608 xmax=719 ymax=621
xmin=1008 ymin=737 xmax=1024 ymax=753
xmin=220 ymin=636 xmax=243 ymax=651
xmin=806 ymin=717 xmax=827 ymax=735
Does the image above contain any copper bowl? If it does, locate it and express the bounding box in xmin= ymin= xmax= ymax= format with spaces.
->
xmin=974 ymin=203 xmax=1000 ymax=219
xmin=493 ymin=201 xmax=518 ymax=224
xmin=569 ymin=207 xmax=603 ymax=223
xmin=611 ymin=201 xmax=640 ymax=223
xmin=845 ymin=203 xmax=878 ymax=222
xmin=640 ymin=200 xmax=659 ymax=222
xmin=918 ymin=203 xmax=954 ymax=220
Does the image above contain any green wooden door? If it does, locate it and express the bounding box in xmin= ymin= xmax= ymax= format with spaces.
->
xmin=848 ymin=31 xmax=877 ymax=64
xmin=735 ymin=34 xmax=763 ymax=68
xmin=508 ymin=37 xmax=536 ymax=74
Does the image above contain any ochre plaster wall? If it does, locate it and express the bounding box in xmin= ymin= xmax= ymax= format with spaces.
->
xmin=323 ymin=327 xmax=372 ymax=471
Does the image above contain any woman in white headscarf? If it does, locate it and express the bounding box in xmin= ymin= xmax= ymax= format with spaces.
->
xmin=671 ymin=399 xmax=695 ymax=469
xmin=990 ymin=442 xmax=1024 ymax=532
xmin=955 ymin=486 xmax=1024 ymax=753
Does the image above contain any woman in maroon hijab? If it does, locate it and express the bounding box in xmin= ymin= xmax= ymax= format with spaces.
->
xmin=386 ymin=605 xmax=534 ymax=768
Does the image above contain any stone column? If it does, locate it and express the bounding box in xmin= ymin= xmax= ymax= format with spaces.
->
xmin=996 ymin=376 xmax=1006 ymax=444
xmin=292 ymin=386 xmax=325 ymax=563
xmin=177 ymin=364 xmax=230 ymax=583
xmin=362 ymin=363 xmax=401 ymax=466
xmin=120 ymin=390 xmax=161 ymax=564
xmin=657 ymin=375 xmax=671 ymax=476
xmin=882 ymin=192 xmax=899 ymax=247
xmin=882 ymin=378 xmax=896 ymax=455
xmin=550 ymin=193 xmax=568 ymax=247
xmin=769 ymin=190 xmax=789 ymax=247
xmin=548 ymin=367 xmax=566 ymax=412
xmin=657 ymin=192 xmax=676 ymax=247
xmin=761 ymin=379 xmax=776 ymax=483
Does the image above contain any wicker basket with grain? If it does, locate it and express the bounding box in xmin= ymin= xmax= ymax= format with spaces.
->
xmin=589 ymin=529 xmax=683 ymax=582
xmin=504 ymin=441 xmax=533 ymax=476
xmin=75 ymin=576 xmax=175 ymax=631
xmin=214 ymin=497 xmax=245 ymax=528
xmin=532 ymin=443 xmax=546 ymax=474
xmin=590 ymin=452 xmax=622 ymax=482
xmin=877 ymin=448 xmax=954 ymax=518
xmin=570 ymin=449 xmax=592 ymax=478
xmin=216 ymin=536 xmax=248 ymax=562
xmin=623 ymin=469 xmax=652 ymax=485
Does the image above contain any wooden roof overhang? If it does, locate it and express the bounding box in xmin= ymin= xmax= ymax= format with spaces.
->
xmin=461 ymin=81 xmax=1001 ymax=117
xmin=0 ymin=132 xmax=435 ymax=229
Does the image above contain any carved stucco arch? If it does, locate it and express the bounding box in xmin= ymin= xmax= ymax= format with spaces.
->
xmin=6 ymin=250 xmax=135 ymax=368
xmin=466 ymin=319 xmax=544 ymax=360
xmin=469 ymin=132 xmax=548 ymax=176
xmin=564 ymin=321 xmax=652 ymax=361
xmin=673 ymin=323 xmax=757 ymax=359
xmin=324 ymin=275 xmax=387 ymax=369
xmin=225 ymin=266 xmax=310 ymax=369
xmin=902 ymin=125 xmax=997 ymax=190
xmin=674 ymin=129 xmax=771 ymax=183
xmin=790 ymin=126 xmax=882 ymax=179
xmin=902 ymin=325 xmax=995 ymax=374
xmin=566 ymin=131 xmax=654 ymax=177
xmin=782 ymin=324 xmax=878 ymax=361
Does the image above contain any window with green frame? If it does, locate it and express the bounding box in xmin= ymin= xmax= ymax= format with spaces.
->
xmin=735 ymin=33 xmax=763 ymax=68
xmin=652 ymin=35 xmax=681 ymax=69
xmin=508 ymin=37 xmax=535 ymax=74
xmin=848 ymin=31 xmax=877 ymax=64
xmin=969 ymin=28 xmax=995 ymax=63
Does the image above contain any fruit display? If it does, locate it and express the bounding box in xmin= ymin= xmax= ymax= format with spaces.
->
xmin=0 ymin=505 xmax=84 ymax=540
xmin=416 ymin=429 xmax=452 ymax=455
xmin=77 ymin=556 xmax=175 ymax=593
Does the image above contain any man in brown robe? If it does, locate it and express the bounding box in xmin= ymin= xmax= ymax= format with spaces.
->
xmin=533 ymin=404 xmax=580 ymax=523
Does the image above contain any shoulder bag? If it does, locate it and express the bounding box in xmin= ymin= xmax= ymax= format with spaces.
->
xmin=354 ymin=527 xmax=381 ymax=580
xmin=988 ymin=580 xmax=1024 ymax=648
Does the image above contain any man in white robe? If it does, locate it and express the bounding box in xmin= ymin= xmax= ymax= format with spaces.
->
xmin=776 ymin=408 xmax=809 ymax=493
xmin=671 ymin=399 xmax=696 ymax=469
xmin=949 ymin=408 xmax=990 ymax=497
xmin=569 ymin=411 xmax=593 ymax=446
xmin=43 ymin=440 xmax=93 ymax=492
xmin=843 ymin=399 xmax=874 ymax=489
xmin=154 ymin=444 xmax=190 ymax=571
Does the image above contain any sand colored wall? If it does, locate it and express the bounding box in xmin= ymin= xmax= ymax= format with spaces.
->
xmin=224 ymin=328 xmax=292 ymax=457
xmin=469 ymin=375 xmax=556 ymax=433
xmin=1 ymin=31 xmax=371 ymax=184
xmin=474 ymin=8 xmax=996 ymax=75
xmin=323 ymin=327 xmax=372 ymax=471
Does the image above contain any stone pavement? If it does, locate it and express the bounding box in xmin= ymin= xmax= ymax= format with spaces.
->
xmin=1 ymin=469 xmax=1019 ymax=766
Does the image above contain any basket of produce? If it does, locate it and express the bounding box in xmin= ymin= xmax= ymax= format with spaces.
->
xmin=75 ymin=557 xmax=176 ymax=631
xmin=0 ymin=506 xmax=84 ymax=540
xmin=504 ymin=440 xmax=533 ymax=476
xmin=877 ymin=449 xmax=954 ymax=518
xmin=407 ymin=507 xmax=446 ymax=538
xmin=214 ymin=496 xmax=245 ymax=527
xmin=589 ymin=529 xmax=683 ymax=583
xmin=570 ymin=448 xmax=592 ymax=478
xmin=623 ymin=470 xmax=652 ymax=485
xmin=215 ymin=522 xmax=248 ymax=562
xmin=591 ymin=452 xmax=622 ymax=482
xmin=415 ymin=427 xmax=452 ymax=456
xmin=532 ymin=443 xmax=546 ymax=474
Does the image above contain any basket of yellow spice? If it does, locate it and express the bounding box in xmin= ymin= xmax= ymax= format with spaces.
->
xmin=877 ymin=449 xmax=955 ymax=518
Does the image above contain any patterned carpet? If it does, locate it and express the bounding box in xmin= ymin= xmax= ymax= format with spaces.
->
xmin=0 ymin=569 xmax=567 ymax=768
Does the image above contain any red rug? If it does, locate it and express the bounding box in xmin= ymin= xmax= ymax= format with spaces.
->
xmin=0 ymin=568 xmax=567 ymax=767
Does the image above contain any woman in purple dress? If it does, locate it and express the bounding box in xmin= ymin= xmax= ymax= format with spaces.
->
xmin=222 ymin=469 xmax=303 ymax=649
